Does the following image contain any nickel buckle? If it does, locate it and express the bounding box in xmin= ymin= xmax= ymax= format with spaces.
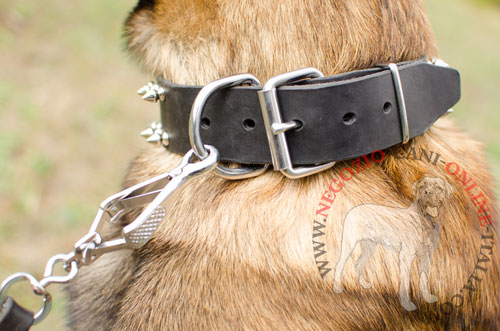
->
xmin=258 ymin=68 xmax=336 ymax=179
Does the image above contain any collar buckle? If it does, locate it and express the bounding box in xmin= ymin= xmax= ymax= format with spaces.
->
xmin=258 ymin=68 xmax=336 ymax=179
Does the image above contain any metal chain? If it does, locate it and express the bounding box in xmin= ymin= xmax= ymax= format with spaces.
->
xmin=0 ymin=146 xmax=219 ymax=325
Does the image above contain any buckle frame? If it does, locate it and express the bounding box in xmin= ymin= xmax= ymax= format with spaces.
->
xmin=258 ymin=68 xmax=336 ymax=179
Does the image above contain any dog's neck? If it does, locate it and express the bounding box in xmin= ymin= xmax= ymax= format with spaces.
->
xmin=126 ymin=0 xmax=438 ymax=84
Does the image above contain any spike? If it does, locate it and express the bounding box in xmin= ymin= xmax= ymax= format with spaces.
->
xmin=151 ymin=122 xmax=162 ymax=130
xmin=142 ymin=89 xmax=158 ymax=102
xmin=137 ymin=82 xmax=153 ymax=95
xmin=137 ymin=86 xmax=148 ymax=96
xmin=161 ymin=132 xmax=169 ymax=147
xmin=157 ymin=87 xmax=166 ymax=102
xmin=443 ymin=108 xmax=454 ymax=117
xmin=140 ymin=127 xmax=154 ymax=138
xmin=146 ymin=133 xmax=162 ymax=145
xmin=432 ymin=58 xmax=449 ymax=67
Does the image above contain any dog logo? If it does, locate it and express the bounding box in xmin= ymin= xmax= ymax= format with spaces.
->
xmin=333 ymin=176 xmax=454 ymax=311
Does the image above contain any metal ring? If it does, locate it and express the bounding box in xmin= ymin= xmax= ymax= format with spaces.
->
xmin=0 ymin=272 xmax=53 ymax=325
xmin=188 ymin=74 xmax=269 ymax=180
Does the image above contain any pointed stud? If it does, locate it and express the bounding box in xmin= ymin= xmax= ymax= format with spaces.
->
xmin=161 ymin=131 xmax=169 ymax=147
xmin=138 ymin=83 xmax=165 ymax=102
xmin=146 ymin=133 xmax=162 ymax=145
xmin=443 ymin=108 xmax=454 ymax=117
xmin=151 ymin=122 xmax=161 ymax=130
xmin=137 ymin=82 xmax=154 ymax=95
xmin=432 ymin=58 xmax=449 ymax=68
xmin=142 ymin=89 xmax=158 ymax=102
xmin=157 ymin=87 xmax=166 ymax=102
xmin=140 ymin=127 xmax=154 ymax=138
xmin=141 ymin=122 xmax=168 ymax=146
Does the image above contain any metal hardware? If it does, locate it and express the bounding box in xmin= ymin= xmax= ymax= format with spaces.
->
xmin=0 ymin=145 xmax=219 ymax=325
xmin=258 ymin=68 xmax=336 ymax=179
xmin=271 ymin=121 xmax=299 ymax=135
xmin=0 ymin=273 xmax=52 ymax=325
xmin=431 ymin=58 xmax=449 ymax=68
xmin=140 ymin=122 xmax=169 ymax=147
xmin=40 ymin=254 xmax=79 ymax=288
xmin=140 ymin=127 xmax=154 ymax=137
xmin=80 ymin=146 xmax=219 ymax=261
xmin=385 ymin=63 xmax=410 ymax=144
xmin=137 ymin=82 xmax=166 ymax=102
xmin=137 ymin=82 xmax=154 ymax=95
xmin=189 ymin=74 xmax=269 ymax=180
xmin=125 ymin=206 xmax=166 ymax=248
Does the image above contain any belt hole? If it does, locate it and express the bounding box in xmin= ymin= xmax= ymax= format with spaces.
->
xmin=293 ymin=119 xmax=304 ymax=131
xmin=243 ymin=118 xmax=256 ymax=131
xmin=383 ymin=102 xmax=392 ymax=114
xmin=342 ymin=112 xmax=356 ymax=125
xmin=201 ymin=117 xmax=211 ymax=129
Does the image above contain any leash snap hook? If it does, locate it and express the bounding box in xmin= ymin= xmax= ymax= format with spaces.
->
xmin=88 ymin=146 xmax=219 ymax=257
xmin=120 ymin=146 xmax=219 ymax=249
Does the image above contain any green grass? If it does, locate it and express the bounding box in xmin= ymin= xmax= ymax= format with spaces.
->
xmin=0 ymin=0 xmax=498 ymax=330
xmin=424 ymin=0 xmax=500 ymax=196
xmin=0 ymin=1 xmax=148 ymax=330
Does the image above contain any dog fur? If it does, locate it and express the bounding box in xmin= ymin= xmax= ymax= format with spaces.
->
xmin=66 ymin=0 xmax=500 ymax=330
xmin=333 ymin=177 xmax=454 ymax=311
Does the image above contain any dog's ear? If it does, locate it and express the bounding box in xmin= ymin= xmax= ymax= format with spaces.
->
xmin=411 ymin=178 xmax=423 ymax=198
xmin=436 ymin=177 xmax=454 ymax=199
xmin=445 ymin=180 xmax=454 ymax=199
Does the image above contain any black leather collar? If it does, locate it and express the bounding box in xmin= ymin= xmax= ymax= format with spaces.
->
xmin=157 ymin=60 xmax=460 ymax=166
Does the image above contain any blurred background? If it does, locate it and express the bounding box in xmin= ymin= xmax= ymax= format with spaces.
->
xmin=0 ymin=0 xmax=499 ymax=329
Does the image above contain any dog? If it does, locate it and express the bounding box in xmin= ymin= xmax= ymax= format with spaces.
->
xmin=333 ymin=176 xmax=454 ymax=311
xmin=66 ymin=1 xmax=500 ymax=330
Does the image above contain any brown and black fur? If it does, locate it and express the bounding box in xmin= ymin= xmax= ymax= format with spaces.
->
xmin=66 ymin=0 xmax=499 ymax=330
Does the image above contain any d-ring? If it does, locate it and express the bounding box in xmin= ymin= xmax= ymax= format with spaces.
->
xmin=0 ymin=272 xmax=53 ymax=325
xmin=189 ymin=74 xmax=269 ymax=179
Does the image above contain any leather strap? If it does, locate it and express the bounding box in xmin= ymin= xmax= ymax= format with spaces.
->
xmin=158 ymin=61 xmax=460 ymax=165
xmin=0 ymin=297 xmax=34 ymax=331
